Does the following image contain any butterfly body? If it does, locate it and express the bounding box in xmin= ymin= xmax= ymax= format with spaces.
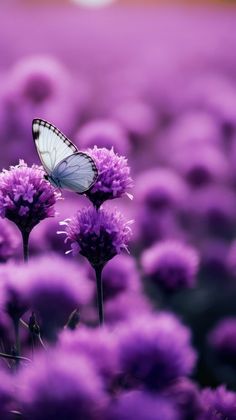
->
xmin=32 ymin=119 xmax=98 ymax=193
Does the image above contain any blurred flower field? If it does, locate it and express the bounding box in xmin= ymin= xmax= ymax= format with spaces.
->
xmin=0 ymin=2 xmax=236 ymax=419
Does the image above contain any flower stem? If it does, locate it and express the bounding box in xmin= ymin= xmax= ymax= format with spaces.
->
xmin=95 ymin=266 xmax=104 ymax=326
xmin=21 ymin=230 xmax=30 ymax=263
xmin=13 ymin=318 xmax=20 ymax=366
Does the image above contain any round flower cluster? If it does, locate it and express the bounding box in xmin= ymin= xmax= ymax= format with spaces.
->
xmin=63 ymin=206 xmax=133 ymax=268
xmin=86 ymin=147 xmax=133 ymax=208
xmin=0 ymin=160 xmax=60 ymax=233
xmin=116 ymin=313 xmax=197 ymax=390
xmin=141 ymin=240 xmax=199 ymax=292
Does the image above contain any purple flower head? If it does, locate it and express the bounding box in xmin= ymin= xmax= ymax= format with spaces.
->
xmin=167 ymin=110 xmax=221 ymax=148
xmin=136 ymin=208 xmax=185 ymax=247
xmin=200 ymin=386 xmax=236 ymax=420
xmin=85 ymin=147 xmax=133 ymax=208
xmin=107 ymin=390 xmax=179 ymax=420
xmin=200 ymin=239 xmax=230 ymax=279
xmin=59 ymin=326 xmax=118 ymax=385
xmin=17 ymin=349 xmax=107 ymax=420
xmin=102 ymin=254 xmax=141 ymax=299
xmin=141 ymin=240 xmax=199 ymax=292
xmin=75 ymin=119 xmax=130 ymax=155
xmin=171 ymin=144 xmax=229 ymax=188
xmin=164 ymin=378 xmax=203 ymax=420
xmin=104 ymin=292 xmax=153 ymax=325
xmin=0 ymin=219 xmax=19 ymax=262
xmin=24 ymin=254 xmax=93 ymax=339
xmin=208 ymin=317 xmax=236 ymax=360
xmin=116 ymin=313 xmax=197 ymax=390
xmin=135 ymin=168 xmax=188 ymax=212
xmin=0 ymin=161 xmax=60 ymax=234
xmin=63 ymin=206 xmax=133 ymax=268
xmin=187 ymin=186 xmax=236 ymax=238
xmin=5 ymin=55 xmax=69 ymax=106
xmin=0 ymin=263 xmax=29 ymax=321
xmin=112 ymin=99 xmax=157 ymax=141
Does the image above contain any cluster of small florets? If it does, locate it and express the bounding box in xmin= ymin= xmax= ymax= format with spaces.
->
xmin=0 ymin=160 xmax=60 ymax=233
xmin=63 ymin=147 xmax=133 ymax=269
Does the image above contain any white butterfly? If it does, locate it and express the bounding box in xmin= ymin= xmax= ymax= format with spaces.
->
xmin=32 ymin=118 xmax=98 ymax=193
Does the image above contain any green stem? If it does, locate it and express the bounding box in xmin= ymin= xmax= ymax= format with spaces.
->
xmin=95 ymin=266 xmax=104 ymax=326
xmin=21 ymin=230 xmax=30 ymax=263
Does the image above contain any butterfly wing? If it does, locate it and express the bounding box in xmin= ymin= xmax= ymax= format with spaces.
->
xmin=52 ymin=152 xmax=98 ymax=193
xmin=32 ymin=118 xmax=78 ymax=174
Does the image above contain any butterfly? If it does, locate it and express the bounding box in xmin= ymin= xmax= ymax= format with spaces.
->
xmin=32 ymin=118 xmax=98 ymax=193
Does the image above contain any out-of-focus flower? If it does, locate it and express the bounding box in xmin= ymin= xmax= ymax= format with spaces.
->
xmin=200 ymin=386 xmax=236 ymax=420
xmin=116 ymin=313 xmax=196 ymax=390
xmin=24 ymin=255 xmax=93 ymax=340
xmin=208 ymin=317 xmax=236 ymax=360
xmin=0 ymin=219 xmax=19 ymax=262
xmin=111 ymin=99 xmax=157 ymax=141
xmin=0 ymin=160 xmax=59 ymax=234
xmin=102 ymin=254 xmax=141 ymax=299
xmin=200 ymin=239 xmax=230 ymax=279
xmin=164 ymin=378 xmax=203 ymax=420
xmin=136 ymin=209 xmax=185 ymax=247
xmin=0 ymin=263 xmax=29 ymax=321
xmin=59 ymin=326 xmax=118 ymax=385
xmin=75 ymin=119 xmax=130 ymax=155
xmin=166 ymin=110 xmax=221 ymax=147
xmin=141 ymin=240 xmax=199 ymax=292
xmin=168 ymin=144 xmax=229 ymax=188
xmin=17 ymin=350 xmax=107 ymax=420
xmin=86 ymin=147 xmax=133 ymax=208
xmin=104 ymin=292 xmax=152 ymax=325
xmin=135 ymin=168 xmax=187 ymax=212
xmin=107 ymin=390 xmax=179 ymax=420
xmin=63 ymin=206 xmax=133 ymax=268
xmin=186 ymin=186 xmax=236 ymax=239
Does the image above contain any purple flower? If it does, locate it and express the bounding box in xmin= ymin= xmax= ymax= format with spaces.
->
xmin=102 ymin=254 xmax=141 ymax=299
xmin=135 ymin=168 xmax=187 ymax=212
xmin=166 ymin=110 xmax=221 ymax=148
xmin=116 ymin=313 xmax=197 ymax=390
xmin=111 ymin=99 xmax=156 ymax=141
xmin=0 ymin=160 xmax=60 ymax=234
xmin=85 ymin=147 xmax=133 ymax=208
xmin=63 ymin=206 xmax=133 ymax=268
xmin=170 ymin=144 xmax=229 ymax=188
xmin=0 ymin=219 xmax=19 ymax=262
xmin=136 ymin=208 xmax=185 ymax=247
xmin=106 ymin=390 xmax=179 ymax=420
xmin=59 ymin=326 xmax=118 ymax=385
xmin=24 ymin=254 xmax=93 ymax=340
xmin=75 ymin=119 xmax=130 ymax=155
xmin=200 ymin=239 xmax=230 ymax=279
xmin=200 ymin=386 xmax=236 ymax=420
xmin=208 ymin=317 xmax=236 ymax=360
xmin=104 ymin=292 xmax=153 ymax=325
xmin=164 ymin=378 xmax=203 ymax=420
xmin=17 ymin=350 xmax=107 ymax=420
xmin=0 ymin=263 xmax=29 ymax=321
xmin=186 ymin=186 xmax=236 ymax=238
xmin=141 ymin=240 xmax=199 ymax=292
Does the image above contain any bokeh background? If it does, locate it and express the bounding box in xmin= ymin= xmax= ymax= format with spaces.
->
xmin=1 ymin=0 xmax=236 ymax=408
